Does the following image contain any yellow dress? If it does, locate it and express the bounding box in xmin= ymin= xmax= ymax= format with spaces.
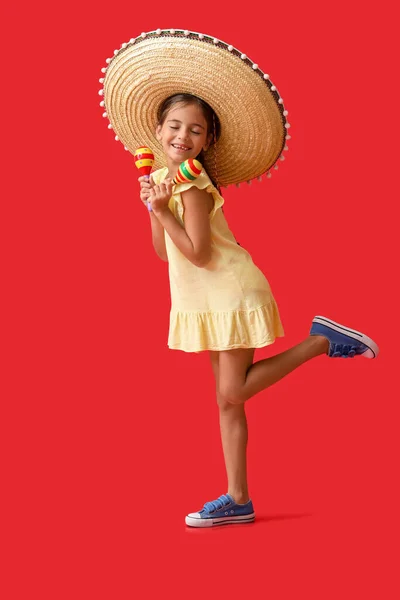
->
xmin=152 ymin=167 xmax=284 ymax=353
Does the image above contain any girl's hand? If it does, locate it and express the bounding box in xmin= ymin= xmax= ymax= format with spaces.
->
xmin=148 ymin=179 xmax=173 ymax=215
xmin=138 ymin=175 xmax=154 ymax=207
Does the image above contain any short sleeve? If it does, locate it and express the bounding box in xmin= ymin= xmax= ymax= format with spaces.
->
xmin=173 ymin=170 xmax=224 ymax=221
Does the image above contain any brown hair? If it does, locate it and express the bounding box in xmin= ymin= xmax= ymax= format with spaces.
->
xmin=157 ymin=94 xmax=221 ymax=190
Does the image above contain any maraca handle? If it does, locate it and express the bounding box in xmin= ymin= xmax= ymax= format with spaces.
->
xmin=144 ymin=175 xmax=152 ymax=212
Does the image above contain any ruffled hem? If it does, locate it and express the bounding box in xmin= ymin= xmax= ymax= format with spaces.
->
xmin=168 ymin=302 xmax=284 ymax=353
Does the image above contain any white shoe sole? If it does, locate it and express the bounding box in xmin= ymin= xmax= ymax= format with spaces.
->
xmin=313 ymin=316 xmax=379 ymax=358
xmin=185 ymin=512 xmax=256 ymax=528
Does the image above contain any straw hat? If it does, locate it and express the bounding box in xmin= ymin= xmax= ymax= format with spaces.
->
xmin=99 ymin=30 xmax=290 ymax=187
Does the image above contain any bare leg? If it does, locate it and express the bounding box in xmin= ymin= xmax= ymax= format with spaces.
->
xmin=209 ymin=351 xmax=254 ymax=504
xmin=207 ymin=335 xmax=328 ymax=503
xmin=219 ymin=335 xmax=329 ymax=405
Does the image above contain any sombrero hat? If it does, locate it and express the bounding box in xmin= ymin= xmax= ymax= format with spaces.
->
xmin=99 ymin=29 xmax=290 ymax=187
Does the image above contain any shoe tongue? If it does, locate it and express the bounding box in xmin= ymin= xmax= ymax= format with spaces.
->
xmin=225 ymin=494 xmax=235 ymax=503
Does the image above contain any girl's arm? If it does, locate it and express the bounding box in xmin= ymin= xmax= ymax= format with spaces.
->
xmin=149 ymin=211 xmax=168 ymax=262
xmin=151 ymin=182 xmax=213 ymax=268
xmin=139 ymin=176 xmax=168 ymax=262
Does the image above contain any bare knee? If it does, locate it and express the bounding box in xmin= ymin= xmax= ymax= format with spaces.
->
xmin=215 ymin=348 xmax=254 ymax=407
xmin=216 ymin=392 xmax=232 ymax=411
xmin=217 ymin=384 xmax=246 ymax=407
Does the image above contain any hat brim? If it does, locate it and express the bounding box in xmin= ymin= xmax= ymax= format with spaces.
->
xmin=102 ymin=31 xmax=289 ymax=186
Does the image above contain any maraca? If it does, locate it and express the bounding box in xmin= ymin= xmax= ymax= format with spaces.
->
xmin=134 ymin=146 xmax=155 ymax=211
xmin=173 ymin=158 xmax=202 ymax=184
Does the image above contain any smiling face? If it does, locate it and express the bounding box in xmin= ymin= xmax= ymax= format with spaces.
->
xmin=156 ymin=102 xmax=212 ymax=172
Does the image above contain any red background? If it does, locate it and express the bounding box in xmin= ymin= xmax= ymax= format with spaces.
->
xmin=2 ymin=1 xmax=399 ymax=598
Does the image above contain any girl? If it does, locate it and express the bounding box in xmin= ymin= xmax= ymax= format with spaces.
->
xmin=101 ymin=30 xmax=379 ymax=528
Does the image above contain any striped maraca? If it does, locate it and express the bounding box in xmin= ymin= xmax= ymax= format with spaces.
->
xmin=173 ymin=159 xmax=202 ymax=184
xmin=134 ymin=147 xmax=155 ymax=211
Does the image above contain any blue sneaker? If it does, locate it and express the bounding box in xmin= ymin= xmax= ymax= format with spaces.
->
xmin=310 ymin=316 xmax=379 ymax=358
xmin=185 ymin=494 xmax=255 ymax=528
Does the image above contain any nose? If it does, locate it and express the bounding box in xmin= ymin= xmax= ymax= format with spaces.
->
xmin=177 ymin=128 xmax=190 ymax=141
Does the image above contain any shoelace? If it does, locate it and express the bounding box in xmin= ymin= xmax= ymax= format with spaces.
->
xmin=331 ymin=343 xmax=357 ymax=358
xmin=203 ymin=494 xmax=231 ymax=513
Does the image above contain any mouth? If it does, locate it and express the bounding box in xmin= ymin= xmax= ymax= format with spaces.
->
xmin=171 ymin=144 xmax=191 ymax=151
